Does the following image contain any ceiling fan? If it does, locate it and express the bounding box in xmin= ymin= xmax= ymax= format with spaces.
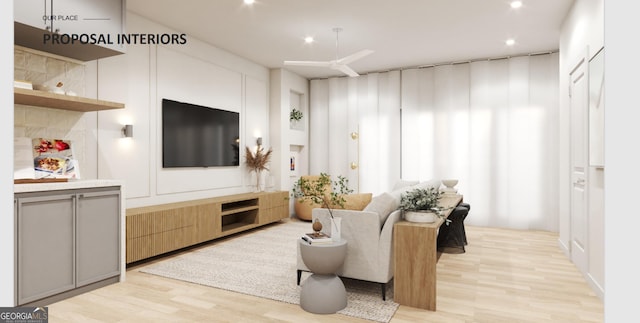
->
xmin=284 ymin=27 xmax=374 ymax=77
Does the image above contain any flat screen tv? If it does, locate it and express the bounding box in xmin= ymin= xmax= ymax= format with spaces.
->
xmin=162 ymin=98 xmax=240 ymax=168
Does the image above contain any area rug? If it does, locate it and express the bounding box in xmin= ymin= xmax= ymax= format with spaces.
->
xmin=139 ymin=221 xmax=399 ymax=322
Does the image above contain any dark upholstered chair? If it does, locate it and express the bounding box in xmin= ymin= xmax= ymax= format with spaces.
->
xmin=437 ymin=203 xmax=470 ymax=253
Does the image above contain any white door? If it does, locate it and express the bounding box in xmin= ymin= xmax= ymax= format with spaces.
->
xmin=569 ymin=56 xmax=589 ymax=272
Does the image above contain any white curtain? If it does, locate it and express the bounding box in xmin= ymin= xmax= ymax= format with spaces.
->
xmin=401 ymin=53 xmax=559 ymax=230
xmin=309 ymin=53 xmax=559 ymax=231
xmin=310 ymin=71 xmax=401 ymax=195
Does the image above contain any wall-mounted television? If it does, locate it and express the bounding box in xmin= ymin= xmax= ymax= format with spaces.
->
xmin=162 ymin=98 xmax=240 ymax=168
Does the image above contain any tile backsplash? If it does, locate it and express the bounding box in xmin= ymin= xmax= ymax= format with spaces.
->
xmin=14 ymin=48 xmax=90 ymax=176
xmin=14 ymin=48 xmax=85 ymax=96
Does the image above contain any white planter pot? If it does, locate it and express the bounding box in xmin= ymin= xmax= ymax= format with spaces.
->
xmin=404 ymin=210 xmax=437 ymax=223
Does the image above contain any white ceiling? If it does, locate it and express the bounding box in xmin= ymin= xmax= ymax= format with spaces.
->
xmin=127 ymin=0 xmax=575 ymax=79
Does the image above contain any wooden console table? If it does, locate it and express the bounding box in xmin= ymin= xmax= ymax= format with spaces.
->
xmin=126 ymin=191 xmax=289 ymax=264
xmin=393 ymin=194 xmax=463 ymax=311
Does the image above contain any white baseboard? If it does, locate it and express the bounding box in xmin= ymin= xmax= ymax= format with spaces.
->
xmin=557 ymin=237 xmax=570 ymax=258
xmin=586 ymin=273 xmax=605 ymax=301
xmin=557 ymin=237 xmax=604 ymax=301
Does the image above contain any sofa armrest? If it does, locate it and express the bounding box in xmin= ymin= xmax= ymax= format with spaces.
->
xmin=381 ymin=209 xmax=402 ymax=244
xmin=377 ymin=209 xmax=402 ymax=281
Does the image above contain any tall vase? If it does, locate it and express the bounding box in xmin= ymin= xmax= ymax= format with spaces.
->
xmin=254 ymin=170 xmax=262 ymax=192
xmin=331 ymin=217 xmax=342 ymax=242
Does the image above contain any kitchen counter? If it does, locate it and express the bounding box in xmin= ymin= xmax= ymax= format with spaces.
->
xmin=14 ymin=179 xmax=123 ymax=193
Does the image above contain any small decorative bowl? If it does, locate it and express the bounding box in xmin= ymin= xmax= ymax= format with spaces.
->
xmin=442 ymin=179 xmax=458 ymax=188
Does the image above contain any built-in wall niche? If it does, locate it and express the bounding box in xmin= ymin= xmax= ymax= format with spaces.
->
xmin=289 ymin=144 xmax=306 ymax=177
xmin=289 ymin=91 xmax=304 ymax=131
xmin=288 ymin=144 xmax=306 ymax=216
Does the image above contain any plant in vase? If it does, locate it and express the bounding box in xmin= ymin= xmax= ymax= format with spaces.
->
xmin=399 ymin=187 xmax=451 ymax=224
xmin=292 ymin=173 xmax=353 ymax=239
xmin=244 ymin=145 xmax=273 ymax=191
xmin=290 ymin=108 xmax=303 ymax=122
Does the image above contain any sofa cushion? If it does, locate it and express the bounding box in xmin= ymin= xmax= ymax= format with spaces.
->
xmin=341 ymin=193 xmax=373 ymax=210
xmin=389 ymin=179 xmax=442 ymax=205
xmin=415 ymin=179 xmax=441 ymax=190
xmin=363 ymin=192 xmax=399 ymax=226
xmin=389 ymin=185 xmax=414 ymax=205
xmin=392 ymin=179 xmax=419 ymax=191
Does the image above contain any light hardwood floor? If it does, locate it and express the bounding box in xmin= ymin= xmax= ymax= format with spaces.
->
xmin=48 ymin=220 xmax=603 ymax=322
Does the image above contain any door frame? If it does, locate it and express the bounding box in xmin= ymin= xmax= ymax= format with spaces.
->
xmin=568 ymin=49 xmax=590 ymax=274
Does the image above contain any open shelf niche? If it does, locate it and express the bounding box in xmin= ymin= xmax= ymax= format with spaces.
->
xmin=220 ymin=197 xmax=260 ymax=233
xmin=289 ymin=90 xmax=305 ymax=131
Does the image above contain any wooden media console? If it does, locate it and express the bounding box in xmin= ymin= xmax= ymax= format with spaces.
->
xmin=126 ymin=191 xmax=289 ymax=264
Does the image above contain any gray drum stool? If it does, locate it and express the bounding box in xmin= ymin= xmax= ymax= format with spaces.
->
xmin=298 ymin=239 xmax=348 ymax=314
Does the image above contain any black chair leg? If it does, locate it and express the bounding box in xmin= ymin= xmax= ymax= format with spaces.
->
xmin=297 ymin=270 xmax=302 ymax=285
xmin=381 ymin=283 xmax=386 ymax=301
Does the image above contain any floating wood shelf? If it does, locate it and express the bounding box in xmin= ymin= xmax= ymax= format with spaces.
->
xmin=14 ymin=88 xmax=125 ymax=112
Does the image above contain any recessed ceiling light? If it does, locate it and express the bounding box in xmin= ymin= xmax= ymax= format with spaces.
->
xmin=505 ymin=39 xmax=516 ymax=46
xmin=304 ymin=36 xmax=314 ymax=44
xmin=244 ymin=0 xmax=255 ymax=5
xmin=510 ymin=1 xmax=522 ymax=9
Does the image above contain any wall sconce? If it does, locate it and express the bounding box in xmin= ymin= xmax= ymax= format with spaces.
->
xmin=256 ymin=137 xmax=262 ymax=146
xmin=122 ymin=124 xmax=133 ymax=138
xmin=350 ymin=132 xmax=359 ymax=140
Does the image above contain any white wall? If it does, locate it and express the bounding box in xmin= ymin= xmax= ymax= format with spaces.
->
xmin=1 ymin=0 xmax=14 ymax=306
xmin=558 ymin=0 xmax=604 ymax=299
xmin=97 ymin=12 xmax=271 ymax=208
xmin=269 ymin=68 xmax=309 ymax=215
xmin=605 ymin=2 xmax=640 ymax=321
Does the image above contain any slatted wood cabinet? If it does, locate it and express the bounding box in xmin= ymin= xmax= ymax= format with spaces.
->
xmin=126 ymin=191 xmax=289 ymax=264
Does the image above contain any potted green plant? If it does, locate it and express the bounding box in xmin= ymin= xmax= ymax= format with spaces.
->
xmin=290 ymin=108 xmax=303 ymax=123
xmin=292 ymin=173 xmax=353 ymax=239
xmin=399 ymin=186 xmax=450 ymax=223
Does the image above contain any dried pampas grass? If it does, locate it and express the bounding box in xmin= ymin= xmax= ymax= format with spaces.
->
xmin=245 ymin=146 xmax=273 ymax=172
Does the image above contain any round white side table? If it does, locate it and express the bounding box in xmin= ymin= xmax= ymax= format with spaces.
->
xmin=298 ymin=239 xmax=348 ymax=314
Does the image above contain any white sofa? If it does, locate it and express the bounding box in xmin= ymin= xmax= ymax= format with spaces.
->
xmin=296 ymin=179 xmax=441 ymax=300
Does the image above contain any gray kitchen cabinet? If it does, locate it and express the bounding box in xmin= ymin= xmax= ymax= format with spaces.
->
xmin=14 ymin=0 xmax=126 ymax=61
xmin=76 ymin=189 xmax=121 ymax=287
xmin=14 ymin=0 xmax=49 ymax=30
xmin=50 ymin=0 xmax=126 ymax=53
xmin=15 ymin=186 xmax=121 ymax=306
xmin=16 ymin=193 xmax=76 ymax=305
